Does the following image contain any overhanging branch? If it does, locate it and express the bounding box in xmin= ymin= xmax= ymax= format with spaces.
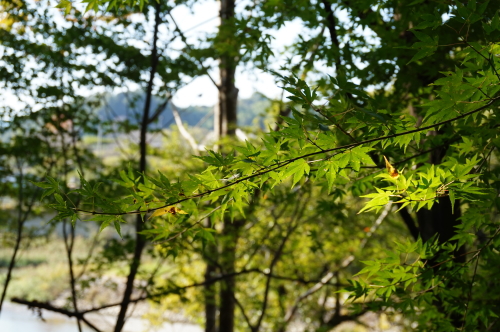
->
xmin=72 ymin=96 xmax=500 ymax=216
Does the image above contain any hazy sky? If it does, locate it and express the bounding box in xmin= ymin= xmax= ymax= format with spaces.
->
xmin=1 ymin=0 xmax=374 ymax=113
xmin=166 ymin=0 xmax=306 ymax=108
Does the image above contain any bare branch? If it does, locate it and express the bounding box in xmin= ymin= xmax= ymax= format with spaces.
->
xmin=171 ymin=101 xmax=200 ymax=155
xmin=281 ymin=202 xmax=393 ymax=329
xmin=254 ymin=190 xmax=310 ymax=331
xmin=147 ymin=95 xmax=171 ymax=125
xmin=167 ymin=13 xmax=219 ymax=90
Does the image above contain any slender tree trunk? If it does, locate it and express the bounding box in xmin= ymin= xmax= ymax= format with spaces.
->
xmin=203 ymin=1 xmax=240 ymax=331
xmin=0 ymin=222 xmax=22 ymax=313
xmin=204 ymin=244 xmax=218 ymax=332
xmin=218 ymin=0 xmax=238 ymax=139
xmin=0 ymin=160 xmax=24 ymax=313
xmin=63 ymin=221 xmax=83 ymax=332
xmin=204 ymin=216 xmax=218 ymax=332
xmin=218 ymin=219 xmax=243 ymax=332
xmin=114 ymin=3 xmax=161 ymax=331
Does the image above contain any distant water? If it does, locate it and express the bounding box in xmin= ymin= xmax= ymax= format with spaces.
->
xmin=0 ymin=302 xmax=92 ymax=332
xmin=0 ymin=302 xmax=203 ymax=332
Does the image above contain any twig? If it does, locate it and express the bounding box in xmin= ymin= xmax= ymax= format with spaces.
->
xmin=62 ymin=221 xmax=83 ymax=332
xmin=461 ymin=39 xmax=500 ymax=82
xmin=254 ymin=190 xmax=310 ymax=331
xmin=167 ymin=13 xmax=219 ymax=89
xmin=154 ymin=201 xmax=232 ymax=244
xmin=0 ymin=158 xmax=26 ymax=312
xmin=461 ymin=251 xmax=480 ymax=330
xmin=60 ymin=268 xmax=329 ymax=316
xmin=280 ymin=202 xmax=392 ymax=330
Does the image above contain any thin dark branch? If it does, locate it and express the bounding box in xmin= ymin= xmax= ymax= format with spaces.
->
xmin=76 ymin=231 xmax=100 ymax=279
xmin=125 ymin=254 xmax=168 ymax=324
xmin=321 ymin=0 xmax=342 ymax=71
xmin=461 ymin=252 xmax=480 ymax=330
xmin=254 ymin=190 xmax=310 ymax=331
xmin=102 ymin=99 xmax=136 ymax=157
xmin=242 ymin=192 xmax=299 ymax=269
xmin=321 ymin=310 xmax=368 ymax=330
xmin=0 ymin=158 xmax=25 ymax=312
xmin=461 ymin=39 xmax=500 ymax=82
xmin=114 ymin=3 xmax=162 ymax=332
xmin=280 ymin=202 xmax=392 ymax=331
xmin=147 ymin=95 xmax=171 ymax=125
xmin=384 ymin=227 xmax=500 ymax=297
xmin=1 ymin=140 xmax=55 ymax=312
xmin=154 ymin=202 xmax=231 ymax=244
xmin=233 ymin=292 xmax=253 ymax=329
xmin=82 ymin=269 xmax=261 ymax=314
xmin=75 ymin=268 xmax=329 ymax=315
xmin=359 ymin=139 xmax=461 ymax=169
xmin=62 ymin=221 xmax=83 ymax=332
xmin=167 ymin=13 xmax=219 ymax=89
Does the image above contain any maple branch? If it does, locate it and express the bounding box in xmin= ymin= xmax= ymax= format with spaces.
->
xmin=147 ymin=95 xmax=171 ymax=125
xmin=71 ymin=96 xmax=500 ymax=217
xmin=153 ymin=200 xmax=231 ymax=244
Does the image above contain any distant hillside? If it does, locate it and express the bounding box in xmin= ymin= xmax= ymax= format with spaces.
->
xmin=97 ymin=91 xmax=271 ymax=130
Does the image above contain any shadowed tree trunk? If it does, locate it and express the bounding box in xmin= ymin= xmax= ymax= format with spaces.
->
xmin=218 ymin=1 xmax=239 ymax=332
xmin=202 ymin=0 xmax=240 ymax=331
xmin=397 ymin=144 xmax=465 ymax=328
xmin=0 ymin=159 xmax=25 ymax=314
xmin=416 ymin=146 xmax=465 ymax=263
xmin=204 ymin=255 xmax=218 ymax=332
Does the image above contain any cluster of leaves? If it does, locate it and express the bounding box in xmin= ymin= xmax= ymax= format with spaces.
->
xmin=39 ymin=36 xmax=498 ymax=231
xmin=57 ymin=0 xmax=150 ymax=13
xmin=361 ymin=157 xmax=486 ymax=214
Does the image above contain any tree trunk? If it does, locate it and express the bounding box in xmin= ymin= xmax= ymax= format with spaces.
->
xmin=203 ymin=1 xmax=240 ymax=331
xmin=218 ymin=219 xmax=243 ymax=332
xmin=0 ymin=163 xmax=25 ymax=314
xmin=204 ymin=218 xmax=218 ymax=332
xmin=218 ymin=0 xmax=238 ymax=138
xmin=114 ymin=3 xmax=161 ymax=331
xmin=415 ymin=142 xmax=465 ymax=261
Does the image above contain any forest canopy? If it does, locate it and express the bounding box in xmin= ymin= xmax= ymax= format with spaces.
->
xmin=1 ymin=0 xmax=500 ymax=331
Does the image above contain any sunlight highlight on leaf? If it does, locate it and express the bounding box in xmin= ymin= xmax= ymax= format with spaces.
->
xmin=148 ymin=206 xmax=188 ymax=220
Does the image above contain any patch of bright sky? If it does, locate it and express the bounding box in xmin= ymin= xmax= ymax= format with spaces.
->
xmin=1 ymin=0 xmax=381 ymax=113
xmin=169 ymin=1 xmax=381 ymax=108
xmin=169 ymin=0 xmax=307 ymax=108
